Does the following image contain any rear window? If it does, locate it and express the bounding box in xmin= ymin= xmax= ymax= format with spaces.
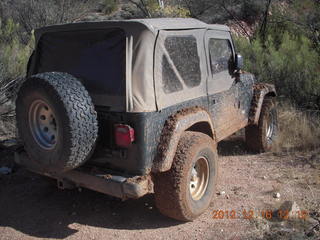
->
xmin=37 ymin=28 xmax=126 ymax=96
xmin=162 ymin=35 xmax=201 ymax=94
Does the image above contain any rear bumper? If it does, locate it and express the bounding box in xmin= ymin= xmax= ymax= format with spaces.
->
xmin=14 ymin=150 xmax=153 ymax=199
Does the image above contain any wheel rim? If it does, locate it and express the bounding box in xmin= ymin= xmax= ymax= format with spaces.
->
xmin=28 ymin=99 xmax=58 ymax=150
xmin=189 ymin=156 xmax=209 ymax=201
xmin=266 ymin=111 xmax=275 ymax=142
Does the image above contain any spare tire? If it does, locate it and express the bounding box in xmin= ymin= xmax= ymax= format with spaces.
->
xmin=16 ymin=72 xmax=98 ymax=172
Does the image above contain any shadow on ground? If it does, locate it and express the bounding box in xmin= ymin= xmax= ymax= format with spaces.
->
xmin=0 ymin=136 xmax=252 ymax=239
xmin=0 ymin=151 xmax=181 ymax=239
xmin=218 ymin=135 xmax=248 ymax=156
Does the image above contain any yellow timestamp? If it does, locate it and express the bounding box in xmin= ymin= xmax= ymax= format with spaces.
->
xmin=212 ymin=209 xmax=309 ymax=220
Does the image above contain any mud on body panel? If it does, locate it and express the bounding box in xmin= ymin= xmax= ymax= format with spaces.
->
xmin=209 ymin=73 xmax=255 ymax=141
xmin=93 ymin=97 xmax=210 ymax=175
xmin=248 ymin=83 xmax=277 ymax=125
xmin=152 ymin=107 xmax=215 ymax=172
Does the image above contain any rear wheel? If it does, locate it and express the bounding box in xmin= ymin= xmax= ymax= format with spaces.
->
xmin=16 ymin=72 xmax=98 ymax=173
xmin=245 ymin=97 xmax=278 ymax=152
xmin=154 ymin=131 xmax=218 ymax=221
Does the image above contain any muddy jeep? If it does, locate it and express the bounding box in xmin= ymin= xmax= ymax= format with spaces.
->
xmin=15 ymin=18 xmax=278 ymax=221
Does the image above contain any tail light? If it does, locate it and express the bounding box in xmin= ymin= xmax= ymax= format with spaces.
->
xmin=114 ymin=124 xmax=135 ymax=148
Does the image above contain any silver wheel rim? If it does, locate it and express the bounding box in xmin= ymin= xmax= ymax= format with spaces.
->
xmin=266 ymin=112 xmax=274 ymax=141
xmin=28 ymin=99 xmax=58 ymax=150
xmin=189 ymin=156 xmax=209 ymax=201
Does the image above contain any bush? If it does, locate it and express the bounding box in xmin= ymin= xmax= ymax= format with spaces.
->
xmin=234 ymin=32 xmax=320 ymax=109
xmin=102 ymin=0 xmax=118 ymax=14
xmin=273 ymin=103 xmax=320 ymax=152
xmin=126 ymin=0 xmax=190 ymax=18
xmin=0 ymin=0 xmax=100 ymax=43
xmin=0 ymin=19 xmax=32 ymax=82
xmin=0 ymin=18 xmax=32 ymax=139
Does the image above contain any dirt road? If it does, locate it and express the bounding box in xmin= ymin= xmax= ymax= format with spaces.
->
xmin=0 ymin=137 xmax=319 ymax=240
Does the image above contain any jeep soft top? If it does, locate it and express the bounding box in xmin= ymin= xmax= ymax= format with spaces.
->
xmin=28 ymin=18 xmax=230 ymax=112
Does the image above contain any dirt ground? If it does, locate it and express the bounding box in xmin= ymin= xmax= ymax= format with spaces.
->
xmin=0 ymin=137 xmax=319 ymax=240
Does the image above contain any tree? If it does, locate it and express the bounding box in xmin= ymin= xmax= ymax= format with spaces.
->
xmin=0 ymin=0 xmax=100 ymax=43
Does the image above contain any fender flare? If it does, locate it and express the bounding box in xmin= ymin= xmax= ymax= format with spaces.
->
xmin=152 ymin=107 xmax=216 ymax=173
xmin=249 ymin=83 xmax=277 ymax=125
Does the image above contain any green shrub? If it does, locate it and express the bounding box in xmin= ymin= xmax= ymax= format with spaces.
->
xmin=0 ymin=18 xmax=33 ymax=139
xmin=0 ymin=19 xmax=33 ymax=83
xmin=102 ymin=0 xmax=118 ymax=14
xmin=234 ymin=32 xmax=320 ymax=109
xmin=152 ymin=5 xmax=190 ymax=18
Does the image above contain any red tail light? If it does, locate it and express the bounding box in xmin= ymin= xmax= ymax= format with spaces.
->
xmin=114 ymin=124 xmax=135 ymax=148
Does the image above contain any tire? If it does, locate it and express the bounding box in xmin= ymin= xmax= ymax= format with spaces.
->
xmin=245 ymin=97 xmax=278 ymax=152
xmin=153 ymin=131 xmax=218 ymax=221
xmin=16 ymin=72 xmax=98 ymax=173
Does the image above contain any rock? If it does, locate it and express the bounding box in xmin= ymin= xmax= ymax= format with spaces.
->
xmin=0 ymin=166 xmax=12 ymax=175
xmin=226 ymin=194 xmax=230 ymax=199
xmin=262 ymin=176 xmax=267 ymax=180
xmin=273 ymin=192 xmax=281 ymax=199
xmin=219 ymin=191 xmax=226 ymax=195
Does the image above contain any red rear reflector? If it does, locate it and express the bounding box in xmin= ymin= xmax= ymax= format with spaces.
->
xmin=114 ymin=124 xmax=135 ymax=148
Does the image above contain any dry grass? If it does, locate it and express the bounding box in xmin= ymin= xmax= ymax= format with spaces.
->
xmin=273 ymin=102 xmax=320 ymax=152
xmin=0 ymin=78 xmax=21 ymax=141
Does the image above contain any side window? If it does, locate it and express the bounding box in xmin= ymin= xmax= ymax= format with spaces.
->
xmin=208 ymin=39 xmax=233 ymax=75
xmin=162 ymin=35 xmax=201 ymax=94
xmin=162 ymin=56 xmax=183 ymax=93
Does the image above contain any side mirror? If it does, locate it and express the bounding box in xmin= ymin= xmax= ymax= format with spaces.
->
xmin=235 ymin=54 xmax=244 ymax=71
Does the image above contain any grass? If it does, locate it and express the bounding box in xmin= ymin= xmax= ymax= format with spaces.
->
xmin=273 ymin=102 xmax=320 ymax=152
xmin=0 ymin=78 xmax=21 ymax=141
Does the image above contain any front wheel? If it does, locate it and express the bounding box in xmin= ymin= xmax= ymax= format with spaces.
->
xmin=153 ymin=131 xmax=218 ymax=221
xmin=245 ymin=97 xmax=278 ymax=152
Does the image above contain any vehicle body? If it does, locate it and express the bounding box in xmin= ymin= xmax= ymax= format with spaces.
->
xmin=15 ymin=18 xmax=277 ymax=221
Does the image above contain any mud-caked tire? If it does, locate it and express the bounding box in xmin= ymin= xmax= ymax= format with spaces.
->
xmin=16 ymin=72 xmax=98 ymax=173
xmin=245 ymin=97 xmax=278 ymax=152
xmin=153 ymin=131 xmax=218 ymax=221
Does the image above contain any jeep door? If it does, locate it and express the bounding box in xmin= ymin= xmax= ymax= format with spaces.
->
xmin=205 ymin=30 xmax=248 ymax=141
